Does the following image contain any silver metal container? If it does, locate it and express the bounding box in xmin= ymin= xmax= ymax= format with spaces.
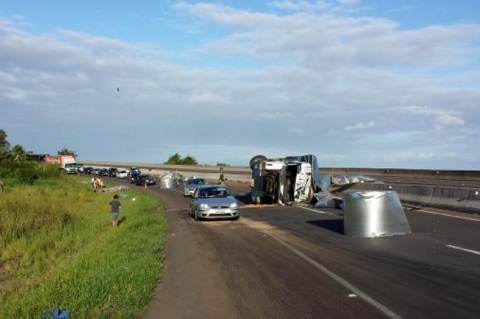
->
xmin=343 ymin=191 xmax=412 ymax=238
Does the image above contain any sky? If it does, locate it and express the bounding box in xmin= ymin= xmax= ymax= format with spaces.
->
xmin=1 ymin=0 xmax=480 ymax=170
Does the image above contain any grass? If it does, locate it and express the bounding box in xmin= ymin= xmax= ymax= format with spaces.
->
xmin=0 ymin=176 xmax=168 ymax=318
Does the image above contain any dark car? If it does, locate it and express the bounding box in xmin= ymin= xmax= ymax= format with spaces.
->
xmin=129 ymin=171 xmax=141 ymax=184
xmin=98 ymin=168 xmax=109 ymax=176
xmin=83 ymin=166 xmax=93 ymax=174
xmin=129 ymin=167 xmax=141 ymax=175
xmin=135 ymin=175 xmax=156 ymax=186
xmin=108 ymin=168 xmax=118 ymax=177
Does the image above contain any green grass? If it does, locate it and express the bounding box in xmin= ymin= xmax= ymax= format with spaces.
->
xmin=0 ymin=176 xmax=168 ymax=318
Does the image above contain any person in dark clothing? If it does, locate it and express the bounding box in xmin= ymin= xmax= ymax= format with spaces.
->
xmin=109 ymin=194 xmax=122 ymax=228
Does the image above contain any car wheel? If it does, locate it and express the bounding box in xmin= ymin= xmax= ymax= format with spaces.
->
xmin=194 ymin=210 xmax=201 ymax=221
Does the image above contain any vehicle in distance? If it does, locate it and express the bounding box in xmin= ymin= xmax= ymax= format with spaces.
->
xmin=183 ymin=177 xmax=208 ymax=196
xmin=98 ymin=168 xmax=109 ymax=176
xmin=76 ymin=163 xmax=84 ymax=173
xmin=115 ymin=170 xmax=128 ymax=179
xmin=45 ymin=155 xmax=77 ymax=174
xmin=135 ymin=175 xmax=156 ymax=186
xmin=108 ymin=168 xmax=118 ymax=177
xmin=189 ymin=184 xmax=239 ymax=221
xmin=129 ymin=171 xmax=141 ymax=183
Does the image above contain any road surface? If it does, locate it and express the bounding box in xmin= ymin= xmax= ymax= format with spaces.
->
xmin=131 ymin=180 xmax=480 ymax=319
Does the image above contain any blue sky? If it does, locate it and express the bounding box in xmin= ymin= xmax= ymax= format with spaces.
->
xmin=1 ymin=1 xmax=480 ymax=169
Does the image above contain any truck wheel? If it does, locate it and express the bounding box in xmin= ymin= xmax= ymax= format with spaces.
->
xmin=249 ymin=155 xmax=267 ymax=169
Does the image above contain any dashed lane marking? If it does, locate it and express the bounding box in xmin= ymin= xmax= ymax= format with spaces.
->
xmin=417 ymin=209 xmax=480 ymax=222
xmin=446 ymin=245 xmax=480 ymax=256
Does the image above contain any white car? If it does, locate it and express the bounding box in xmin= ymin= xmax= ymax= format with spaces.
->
xmin=116 ymin=170 xmax=128 ymax=179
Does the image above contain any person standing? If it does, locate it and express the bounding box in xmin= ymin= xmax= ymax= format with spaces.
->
xmin=91 ymin=176 xmax=98 ymax=192
xmin=109 ymin=194 xmax=122 ymax=228
xmin=218 ymin=167 xmax=225 ymax=184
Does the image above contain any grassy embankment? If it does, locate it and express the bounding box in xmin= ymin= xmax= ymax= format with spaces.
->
xmin=0 ymin=175 xmax=167 ymax=318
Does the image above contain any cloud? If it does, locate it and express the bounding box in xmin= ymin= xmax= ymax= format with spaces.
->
xmin=344 ymin=121 xmax=375 ymax=131
xmin=175 ymin=3 xmax=480 ymax=70
xmin=1 ymin=2 xmax=480 ymax=169
xmin=402 ymin=105 xmax=466 ymax=130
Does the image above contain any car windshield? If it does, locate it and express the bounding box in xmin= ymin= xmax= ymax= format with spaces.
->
xmin=198 ymin=187 xmax=230 ymax=198
xmin=188 ymin=179 xmax=206 ymax=185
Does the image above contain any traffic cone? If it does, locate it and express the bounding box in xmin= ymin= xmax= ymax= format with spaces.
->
xmin=144 ymin=182 xmax=147 ymax=189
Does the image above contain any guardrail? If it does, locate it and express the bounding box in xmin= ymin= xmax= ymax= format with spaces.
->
xmin=81 ymin=161 xmax=480 ymax=214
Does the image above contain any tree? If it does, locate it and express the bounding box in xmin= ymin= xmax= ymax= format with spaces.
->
xmin=182 ymin=155 xmax=198 ymax=165
xmin=216 ymin=162 xmax=229 ymax=167
xmin=58 ymin=147 xmax=78 ymax=158
xmin=164 ymin=153 xmax=183 ymax=165
xmin=5 ymin=145 xmax=29 ymax=162
xmin=164 ymin=153 xmax=198 ymax=165
xmin=0 ymin=129 xmax=10 ymax=161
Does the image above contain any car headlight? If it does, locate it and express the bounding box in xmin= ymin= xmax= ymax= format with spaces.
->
xmin=229 ymin=202 xmax=239 ymax=209
xmin=199 ymin=203 xmax=210 ymax=209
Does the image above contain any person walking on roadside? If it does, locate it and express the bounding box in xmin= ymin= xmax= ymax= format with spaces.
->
xmin=218 ymin=167 xmax=225 ymax=184
xmin=109 ymin=194 xmax=122 ymax=228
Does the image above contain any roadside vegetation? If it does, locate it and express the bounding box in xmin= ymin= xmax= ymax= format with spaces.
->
xmin=0 ymin=173 xmax=167 ymax=318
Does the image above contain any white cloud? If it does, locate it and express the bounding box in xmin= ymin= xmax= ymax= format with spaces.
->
xmin=402 ymin=105 xmax=466 ymax=130
xmin=1 ymin=2 xmax=480 ymax=169
xmin=344 ymin=121 xmax=375 ymax=131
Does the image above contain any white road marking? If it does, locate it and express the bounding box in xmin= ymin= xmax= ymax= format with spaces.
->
xmin=416 ymin=209 xmax=480 ymax=222
xmin=446 ymin=245 xmax=480 ymax=256
xmin=297 ymin=206 xmax=337 ymax=215
xmin=272 ymin=236 xmax=403 ymax=319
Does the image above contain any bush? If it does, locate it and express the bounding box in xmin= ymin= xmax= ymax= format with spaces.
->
xmin=0 ymin=161 xmax=61 ymax=184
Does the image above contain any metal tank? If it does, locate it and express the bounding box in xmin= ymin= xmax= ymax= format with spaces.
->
xmin=343 ymin=191 xmax=412 ymax=238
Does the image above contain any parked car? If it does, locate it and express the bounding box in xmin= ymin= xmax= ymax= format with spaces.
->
xmin=83 ymin=166 xmax=93 ymax=174
xmin=92 ymin=168 xmax=100 ymax=175
xmin=76 ymin=163 xmax=84 ymax=173
xmin=108 ymin=168 xmax=118 ymax=177
xmin=116 ymin=170 xmax=128 ymax=179
xmin=135 ymin=174 xmax=156 ymax=186
xmin=98 ymin=168 xmax=109 ymax=176
xmin=129 ymin=167 xmax=141 ymax=175
xmin=183 ymin=177 xmax=207 ymax=197
xmin=189 ymin=184 xmax=239 ymax=221
xmin=129 ymin=171 xmax=141 ymax=184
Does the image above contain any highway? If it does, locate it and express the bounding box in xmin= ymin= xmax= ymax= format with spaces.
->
xmin=99 ymin=177 xmax=480 ymax=319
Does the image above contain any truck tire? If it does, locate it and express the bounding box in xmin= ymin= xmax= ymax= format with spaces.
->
xmin=249 ymin=155 xmax=267 ymax=169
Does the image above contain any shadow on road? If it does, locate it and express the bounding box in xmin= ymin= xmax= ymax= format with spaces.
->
xmin=306 ymin=219 xmax=344 ymax=235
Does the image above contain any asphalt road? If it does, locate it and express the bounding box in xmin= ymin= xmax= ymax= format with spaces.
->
xmin=103 ymin=177 xmax=480 ymax=319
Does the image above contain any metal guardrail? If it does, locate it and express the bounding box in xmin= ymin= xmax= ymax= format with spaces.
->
xmin=81 ymin=161 xmax=480 ymax=184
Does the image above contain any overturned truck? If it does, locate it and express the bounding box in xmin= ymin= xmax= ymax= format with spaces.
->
xmin=249 ymin=154 xmax=375 ymax=206
xmin=250 ymin=154 xmax=324 ymax=205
